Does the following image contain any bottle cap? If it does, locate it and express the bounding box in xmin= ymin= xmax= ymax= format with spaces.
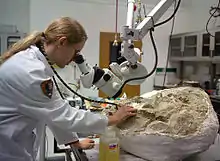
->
xmin=105 ymin=127 xmax=117 ymax=137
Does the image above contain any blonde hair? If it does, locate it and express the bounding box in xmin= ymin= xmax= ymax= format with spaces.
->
xmin=0 ymin=17 xmax=87 ymax=65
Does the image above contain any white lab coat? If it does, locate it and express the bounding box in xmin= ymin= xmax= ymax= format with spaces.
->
xmin=0 ymin=45 xmax=108 ymax=161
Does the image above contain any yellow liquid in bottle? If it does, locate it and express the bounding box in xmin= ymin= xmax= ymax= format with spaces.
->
xmin=99 ymin=126 xmax=120 ymax=161
xmin=99 ymin=138 xmax=107 ymax=161
xmin=99 ymin=140 xmax=104 ymax=161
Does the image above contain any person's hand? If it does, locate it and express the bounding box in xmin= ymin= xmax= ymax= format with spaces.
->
xmin=70 ymin=138 xmax=95 ymax=150
xmin=108 ymin=105 xmax=137 ymax=126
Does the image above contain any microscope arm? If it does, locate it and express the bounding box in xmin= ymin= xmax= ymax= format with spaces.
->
xmin=120 ymin=0 xmax=176 ymax=65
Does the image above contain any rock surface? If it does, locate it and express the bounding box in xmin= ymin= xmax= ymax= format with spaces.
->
xmin=105 ymin=87 xmax=212 ymax=137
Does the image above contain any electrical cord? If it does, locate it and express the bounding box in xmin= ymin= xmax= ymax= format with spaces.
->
xmin=210 ymin=6 xmax=220 ymax=17
xmin=154 ymin=0 xmax=181 ymax=28
xmin=206 ymin=0 xmax=220 ymax=37
xmin=52 ymin=76 xmax=65 ymax=99
xmin=119 ymin=28 xmax=158 ymax=92
xmin=162 ymin=0 xmax=177 ymax=88
xmin=51 ymin=66 xmax=118 ymax=107
xmin=36 ymin=43 xmax=118 ymax=108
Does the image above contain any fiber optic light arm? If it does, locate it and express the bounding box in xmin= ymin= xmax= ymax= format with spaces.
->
xmin=129 ymin=0 xmax=176 ymax=40
xmin=109 ymin=0 xmax=176 ymax=85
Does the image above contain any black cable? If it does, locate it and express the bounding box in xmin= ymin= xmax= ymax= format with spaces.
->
xmin=210 ymin=6 xmax=220 ymax=18
xmin=117 ymin=28 xmax=158 ymax=93
xmin=52 ymin=76 xmax=65 ymax=99
xmin=51 ymin=66 xmax=118 ymax=108
xmin=36 ymin=42 xmax=118 ymax=108
xmin=162 ymin=0 xmax=177 ymax=88
xmin=206 ymin=0 xmax=220 ymax=37
xmin=154 ymin=0 xmax=181 ymax=28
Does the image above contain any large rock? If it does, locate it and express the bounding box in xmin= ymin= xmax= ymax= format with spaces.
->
xmin=105 ymin=87 xmax=219 ymax=161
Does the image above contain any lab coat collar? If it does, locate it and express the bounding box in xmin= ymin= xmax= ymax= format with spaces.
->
xmin=30 ymin=45 xmax=54 ymax=77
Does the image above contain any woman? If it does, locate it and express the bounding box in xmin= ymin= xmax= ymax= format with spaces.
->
xmin=0 ymin=17 xmax=136 ymax=161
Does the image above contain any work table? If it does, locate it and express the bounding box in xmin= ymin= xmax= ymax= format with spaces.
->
xmin=210 ymin=96 xmax=220 ymax=122
xmin=210 ymin=95 xmax=220 ymax=102
xmin=84 ymin=135 xmax=220 ymax=161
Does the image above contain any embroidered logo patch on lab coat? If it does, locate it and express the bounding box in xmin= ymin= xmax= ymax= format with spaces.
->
xmin=41 ymin=79 xmax=53 ymax=99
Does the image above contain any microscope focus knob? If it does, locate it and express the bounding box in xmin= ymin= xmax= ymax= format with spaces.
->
xmin=113 ymin=82 xmax=120 ymax=90
xmin=103 ymin=74 xmax=111 ymax=81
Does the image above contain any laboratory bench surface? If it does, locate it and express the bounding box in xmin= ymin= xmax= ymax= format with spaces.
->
xmin=210 ymin=96 xmax=220 ymax=125
xmin=47 ymin=135 xmax=220 ymax=161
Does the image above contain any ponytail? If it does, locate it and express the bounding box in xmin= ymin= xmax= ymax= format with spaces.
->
xmin=0 ymin=31 xmax=43 ymax=65
xmin=0 ymin=17 xmax=88 ymax=65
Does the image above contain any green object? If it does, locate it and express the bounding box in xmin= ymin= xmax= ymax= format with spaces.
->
xmin=156 ymin=68 xmax=177 ymax=73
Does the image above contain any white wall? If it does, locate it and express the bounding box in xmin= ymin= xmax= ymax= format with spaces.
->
xmin=187 ymin=0 xmax=220 ymax=32
xmin=0 ymin=0 xmax=30 ymax=33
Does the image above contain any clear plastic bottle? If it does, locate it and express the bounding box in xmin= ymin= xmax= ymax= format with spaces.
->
xmin=99 ymin=126 xmax=120 ymax=161
xmin=216 ymin=79 xmax=220 ymax=96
